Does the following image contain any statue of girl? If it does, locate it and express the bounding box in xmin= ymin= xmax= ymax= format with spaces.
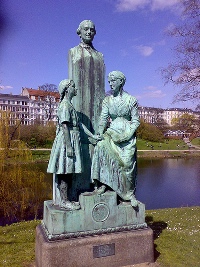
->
xmin=47 ymin=79 xmax=99 ymax=210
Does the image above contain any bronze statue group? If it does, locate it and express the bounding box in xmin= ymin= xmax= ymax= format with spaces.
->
xmin=47 ymin=20 xmax=140 ymax=210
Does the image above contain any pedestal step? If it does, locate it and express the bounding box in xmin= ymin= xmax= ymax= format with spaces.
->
xmin=35 ymin=224 xmax=154 ymax=267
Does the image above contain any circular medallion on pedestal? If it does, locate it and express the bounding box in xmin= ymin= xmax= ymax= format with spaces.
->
xmin=92 ymin=203 xmax=110 ymax=222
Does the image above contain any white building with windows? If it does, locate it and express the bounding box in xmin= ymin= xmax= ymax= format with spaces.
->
xmin=0 ymin=88 xmax=59 ymax=125
xmin=21 ymin=87 xmax=59 ymax=124
xmin=0 ymin=93 xmax=30 ymax=125
xmin=138 ymin=106 xmax=164 ymax=124
xmin=1 ymin=91 xmax=199 ymax=129
xmin=162 ymin=108 xmax=196 ymax=126
xmin=139 ymin=106 xmax=199 ymax=127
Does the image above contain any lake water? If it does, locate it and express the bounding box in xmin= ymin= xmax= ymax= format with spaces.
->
xmin=136 ymin=158 xmax=200 ymax=209
xmin=38 ymin=158 xmax=200 ymax=210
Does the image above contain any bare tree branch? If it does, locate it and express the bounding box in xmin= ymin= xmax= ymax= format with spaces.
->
xmin=161 ymin=0 xmax=200 ymax=104
xmin=38 ymin=83 xmax=59 ymax=121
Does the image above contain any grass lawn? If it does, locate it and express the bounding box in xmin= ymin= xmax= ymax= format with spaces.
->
xmin=30 ymin=138 xmax=194 ymax=162
xmin=31 ymin=150 xmax=51 ymax=161
xmin=191 ymin=137 xmax=200 ymax=147
xmin=146 ymin=206 xmax=200 ymax=266
xmin=0 ymin=206 xmax=199 ymax=266
xmin=137 ymin=138 xmax=188 ymax=150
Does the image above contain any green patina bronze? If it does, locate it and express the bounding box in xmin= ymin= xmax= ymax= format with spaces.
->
xmin=68 ymin=20 xmax=105 ymax=134
xmin=44 ymin=71 xmax=143 ymax=235
xmin=68 ymin=20 xmax=105 ymax=198
xmin=43 ymin=191 xmax=146 ymax=239
xmin=47 ymin=79 xmax=99 ymax=210
xmin=92 ymin=71 xmax=140 ymax=207
xmin=44 ymin=23 xmax=144 ymax=237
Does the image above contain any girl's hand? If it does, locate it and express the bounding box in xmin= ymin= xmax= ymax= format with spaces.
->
xmin=93 ymin=134 xmax=103 ymax=141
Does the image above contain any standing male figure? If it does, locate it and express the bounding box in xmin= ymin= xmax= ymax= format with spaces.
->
xmin=68 ymin=20 xmax=105 ymax=198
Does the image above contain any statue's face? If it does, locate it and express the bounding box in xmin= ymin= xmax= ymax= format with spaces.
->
xmin=108 ymin=76 xmax=122 ymax=94
xmin=68 ymin=81 xmax=77 ymax=97
xmin=79 ymin=21 xmax=95 ymax=44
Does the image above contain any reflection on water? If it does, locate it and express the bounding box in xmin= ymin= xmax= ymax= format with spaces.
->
xmin=136 ymin=158 xmax=200 ymax=209
xmin=37 ymin=158 xmax=200 ymax=210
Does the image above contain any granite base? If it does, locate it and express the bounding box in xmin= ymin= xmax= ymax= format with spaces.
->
xmin=35 ymin=224 xmax=154 ymax=267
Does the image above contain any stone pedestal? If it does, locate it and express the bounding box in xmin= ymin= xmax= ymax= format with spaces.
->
xmin=35 ymin=224 xmax=154 ymax=267
xmin=43 ymin=191 xmax=146 ymax=239
xmin=36 ymin=191 xmax=154 ymax=266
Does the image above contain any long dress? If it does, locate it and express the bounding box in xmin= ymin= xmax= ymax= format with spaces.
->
xmin=91 ymin=91 xmax=140 ymax=200
xmin=47 ymin=98 xmax=82 ymax=174
xmin=68 ymin=42 xmax=105 ymax=196
xmin=68 ymin=42 xmax=105 ymax=135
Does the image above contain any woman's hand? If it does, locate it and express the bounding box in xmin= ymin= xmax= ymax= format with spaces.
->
xmin=92 ymin=134 xmax=103 ymax=141
xmin=67 ymin=147 xmax=74 ymax=157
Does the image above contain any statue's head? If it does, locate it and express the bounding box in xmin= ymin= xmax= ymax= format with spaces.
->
xmin=108 ymin=71 xmax=126 ymax=87
xmin=77 ymin=20 xmax=96 ymax=44
xmin=59 ymin=79 xmax=77 ymax=101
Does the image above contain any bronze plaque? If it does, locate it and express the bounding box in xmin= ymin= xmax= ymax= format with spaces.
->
xmin=93 ymin=243 xmax=115 ymax=258
xmin=92 ymin=203 xmax=110 ymax=222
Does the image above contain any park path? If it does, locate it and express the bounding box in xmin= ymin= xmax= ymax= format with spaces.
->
xmin=31 ymin=148 xmax=200 ymax=151
xmin=123 ymin=263 xmax=160 ymax=267
xmin=31 ymin=261 xmax=160 ymax=267
xmin=183 ymin=137 xmax=200 ymax=150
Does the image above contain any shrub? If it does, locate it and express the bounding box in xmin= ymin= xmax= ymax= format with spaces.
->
xmin=137 ymin=120 xmax=164 ymax=142
xmin=19 ymin=123 xmax=56 ymax=148
xmin=0 ymin=111 xmax=51 ymax=225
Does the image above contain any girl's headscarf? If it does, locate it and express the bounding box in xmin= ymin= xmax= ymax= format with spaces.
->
xmin=58 ymin=79 xmax=73 ymax=102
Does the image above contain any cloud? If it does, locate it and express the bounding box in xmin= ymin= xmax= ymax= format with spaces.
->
xmin=0 ymin=85 xmax=13 ymax=90
xmin=120 ymin=49 xmax=129 ymax=57
xmin=151 ymin=0 xmax=180 ymax=11
xmin=134 ymin=40 xmax=165 ymax=57
xmin=154 ymin=39 xmax=166 ymax=46
xmin=116 ymin=0 xmax=149 ymax=12
xmin=115 ymin=0 xmax=180 ymax=12
xmin=137 ymin=86 xmax=166 ymax=99
xmin=136 ymin=45 xmax=154 ymax=56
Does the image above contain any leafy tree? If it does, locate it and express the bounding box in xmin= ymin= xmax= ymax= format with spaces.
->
xmin=137 ymin=120 xmax=164 ymax=142
xmin=171 ymin=113 xmax=199 ymax=134
xmin=0 ymin=111 xmax=51 ymax=225
xmin=38 ymin=83 xmax=59 ymax=121
xmin=161 ymin=0 xmax=200 ymax=103
xmin=139 ymin=106 xmax=170 ymax=133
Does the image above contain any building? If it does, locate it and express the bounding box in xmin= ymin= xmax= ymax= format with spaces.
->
xmin=0 ymin=93 xmax=29 ymax=125
xmin=0 ymin=88 xmax=60 ymax=125
xmin=21 ymin=88 xmax=59 ymax=124
xmin=139 ymin=106 xmax=199 ymax=127
xmin=0 ymin=90 xmax=199 ymax=129
xmin=138 ymin=106 xmax=164 ymax=124
xmin=162 ymin=108 xmax=196 ymax=126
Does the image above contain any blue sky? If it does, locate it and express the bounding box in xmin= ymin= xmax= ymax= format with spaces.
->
xmin=0 ymin=0 xmax=195 ymax=109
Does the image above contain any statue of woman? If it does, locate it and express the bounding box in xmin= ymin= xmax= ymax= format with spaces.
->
xmin=91 ymin=71 xmax=140 ymax=207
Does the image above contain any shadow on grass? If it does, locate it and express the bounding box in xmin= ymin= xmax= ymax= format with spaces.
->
xmin=146 ymin=215 xmax=168 ymax=261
